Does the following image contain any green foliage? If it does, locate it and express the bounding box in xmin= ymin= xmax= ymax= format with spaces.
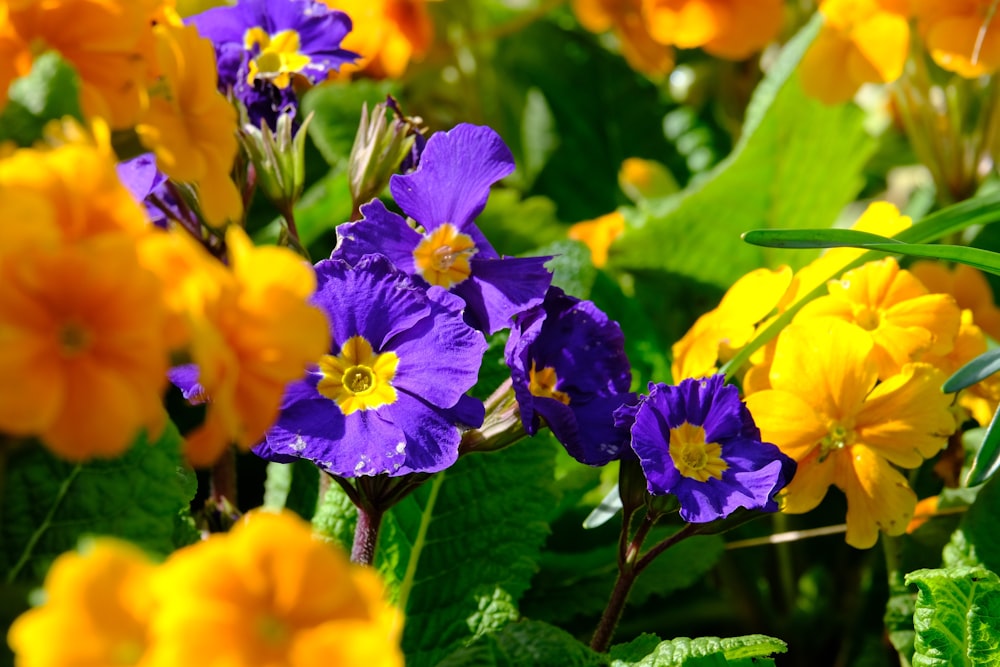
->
xmin=942 ymin=475 xmax=1000 ymax=573
xmin=0 ymin=423 xmax=196 ymax=584
xmin=302 ymin=80 xmax=401 ymax=168
xmin=434 ymin=619 xmax=603 ymax=667
xmin=610 ymin=15 xmax=875 ymax=289
xmin=262 ymin=459 xmax=320 ymax=521
xmin=609 ymin=634 xmax=787 ymax=666
xmin=906 ymin=567 xmax=1000 ymax=666
xmin=0 ymin=52 xmax=83 ymax=146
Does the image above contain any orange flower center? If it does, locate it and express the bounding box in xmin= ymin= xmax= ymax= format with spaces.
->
xmin=669 ymin=422 xmax=728 ymax=482
xmin=412 ymin=223 xmax=476 ymax=288
xmin=58 ymin=321 xmax=92 ymax=357
xmin=317 ymin=335 xmax=399 ymax=415
xmin=528 ymin=362 xmax=570 ymax=405
xmin=854 ymin=306 xmax=881 ymax=331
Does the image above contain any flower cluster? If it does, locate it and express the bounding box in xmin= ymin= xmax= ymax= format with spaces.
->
xmin=7 ymin=511 xmax=403 ymax=667
xmin=671 ymin=201 xmax=991 ymax=547
xmin=572 ymin=0 xmax=784 ymax=77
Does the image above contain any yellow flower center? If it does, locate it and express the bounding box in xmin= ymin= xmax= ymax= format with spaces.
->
xmin=58 ymin=321 xmax=91 ymax=357
xmin=412 ymin=223 xmax=476 ymax=288
xmin=819 ymin=420 xmax=855 ymax=461
xmin=243 ymin=27 xmax=311 ymax=88
xmin=528 ymin=362 xmax=570 ymax=405
xmin=317 ymin=335 xmax=399 ymax=415
xmin=854 ymin=306 xmax=881 ymax=331
xmin=257 ymin=613 xmax=290 ymax=647
xmin=669 ymin=422 xmax=728 ymax=482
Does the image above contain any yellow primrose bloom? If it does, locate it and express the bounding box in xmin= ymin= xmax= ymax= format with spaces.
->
xmin=745 ymin=319 xmax=955 ymax=548
xmin=573 ymin=0 xmax=675 ymax=77
xmin=4 ymin=0 xmax=154 ymax=128
xmin=141 ymin=227 xmax=328 ymax=467
xmin=794 ymin=256 xmax=961 ymax=380
xmin=642 ymin=0 xmax=785 ymax=60
xmin=671 ymin=265 xmax=792 ymax=381
xmin=800 ymin=0 xmax=910 ymax=105
xmin=909 ymin=260 xmax=1000 ymax=343
xmin=568 ymin=210 xmax=625 ymax=268
xmin=137 ymin=22 xmax=242 ymax=226
xmin=147 ymin=510 xmax=403 ymax=667
xmin=327 ymin=0 xmax=432 ymax=79
xmin=911 ymin=0 xmax=1000 ymax=77
xmin=8 ymin=539 xmax=157 ymax=667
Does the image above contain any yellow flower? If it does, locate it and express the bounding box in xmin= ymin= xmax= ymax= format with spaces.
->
xmin=137 ymin=22 xmax=242 ymax=226
xmin=641 ymin=0 xmax=785 ymax=60
xmin=800 ymin=0 xmax=910 ymax=105
xmin=794 ymin=256 xmax=961 ymax=379
xmin=745 ymin=319 xmax=955 ymax=548
xmin=911 ymin=0 xmax=1000 ymax=77
xmin=147 ymin=511 xmax=403 ymax=667
xmin=326 ymin=0 xmax=432 ymax=79
xmin=671 ymin=265 xmax=792 ymax=380
xmin=4 ymin=0 xmax=154 ymax=128
xmin=568 ymin=210 xmax=625 ymax=268
xmin=909 ymin=260 xmax=1000 ymax=343
xmin=7 ymin=539 xmax=157 ymax=667
xmin=573 ymin=0 xmax=675 ymax=77
xmin=141 ymin=227 xmax=329 ymax=467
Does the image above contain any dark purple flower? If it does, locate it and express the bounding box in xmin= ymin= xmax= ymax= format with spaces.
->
xmin=334 ymin=123 xmax=553 ymax=334
xmin=505 ymin=287 xmax=634 ymax=466
xmin=253 ymin=254 xmax=487 ymax=477
xmin=626 ymin=375 xmax=795 ymax=523
xmin=188 ymin=0 xmax=357 ymax=127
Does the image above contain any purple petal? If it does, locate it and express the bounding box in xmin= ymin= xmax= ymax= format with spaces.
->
xmin=455 ymin=255 xmax=552 ymax=334
xmin=333 ymin=200 xmax=423 ymax=270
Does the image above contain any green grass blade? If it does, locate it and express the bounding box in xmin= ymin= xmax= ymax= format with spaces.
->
xmin=943 ymin=349 xmax=1000 ymax=393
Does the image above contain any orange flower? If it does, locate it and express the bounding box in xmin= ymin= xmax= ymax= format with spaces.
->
xmin=642 ymin=0 xmax=785 ymax=60
xmin=794 ymin=256 xmax=960 ymax=379
xmin=799 ymin=0 xmax=910 ymax=105
xmin=568 ymin=210 xmax=625 ymax=268
xmin=137 ymin=22 xmax=242 ymax=226
xmin=573 ymin=0 xmax=675 ymax=77
xmin=4 ymin=0 xmax=154 ymax=128
xmin=7 ymin=539 xmax=157 ymax=667
xmin=746 ymin=319 xmax=955 ymax=548
xmin=911 ymin=0 xmax=1000 ymax=77
xmin=326 ymin=0 xmax=432 ymax=79
xmin=148 ymin=511 xmax=403 ymax=667
xmin=909 ymin=260 xmax=1000 ymax=343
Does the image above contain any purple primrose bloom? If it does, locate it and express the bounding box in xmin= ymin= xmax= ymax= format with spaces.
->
xmin=116 ymin=153 xmax=184 ymax=229
xmin=253 ymin=254 xmax=487 ymax=477
xmin=505 ymin=287 xmax=634 ymax=466
xmin=188 ymin=0 xmax=357 ymax=127
xmin=334 ymin=123 xmax=553 ymax=334
xmin=624 ymin=375 xmax=795 ymax=523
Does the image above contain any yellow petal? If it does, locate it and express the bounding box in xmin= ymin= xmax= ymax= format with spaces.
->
xmin=778 ymin=448 xmax=835 ymax=514
xmin=745 ymin=388 xmax=827 ymax=462
xmin=835 ymin=444 xmax=916 ymax=548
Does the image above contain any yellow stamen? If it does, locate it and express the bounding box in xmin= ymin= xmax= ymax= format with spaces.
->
xmin=819 ymin=420 xmax=855 ymax=461
xmin=669 ymin=422 xmax=728 ymax=482
xmin=528 ymin=362 xmax=570 ymax=405
xmin=412 ymin=223 xmax=476 ymax=288
xmin=317 ymin=336 xmax=399 ymax=415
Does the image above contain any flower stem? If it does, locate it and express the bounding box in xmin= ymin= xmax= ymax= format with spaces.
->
xmin=351 ymin=502 xmax=385 ymax=566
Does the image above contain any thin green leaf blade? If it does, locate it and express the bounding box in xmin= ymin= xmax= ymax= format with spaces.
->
xmin=967 ymin=406 xmax=1000 ymax=487
xmin=944 ymin=349 xmax=1000 ymax=394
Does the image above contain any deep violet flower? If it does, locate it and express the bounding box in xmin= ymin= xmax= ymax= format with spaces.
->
xmin=253 ymin=254 xmax=487 ymax=477
xmin=624 ymin=375 xmax=796 ymax=523
xmin=334 ymin=123 xmax=552 ymax=334
xmin=505 ymin=287 xmax=634 ymax=466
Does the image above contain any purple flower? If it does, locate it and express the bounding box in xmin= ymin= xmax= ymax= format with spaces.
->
xmin=505 ymin=287 xmax=634 ymax=466
xmin=253 ymin=254 xmax=487 ymax=477
xmin=625 ymin=375 xmax=795 ymax=523
xmin=188 ymin=0 xmax=357 ymax=127
xmin=116 ymin=153 xmax=180 ymax=229
xmin=334 ymin=123 xmax=553 ymax=334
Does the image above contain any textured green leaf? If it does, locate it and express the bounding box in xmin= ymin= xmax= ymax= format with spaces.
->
xmin=610 ymin=15 xmax=875 ymax=288
xmin=0 ymin=52 xmax=83 ymax=147
xmin=312 ymin=478 xmax=357 ymax=553
xmin=434 ymin=619 xmax=603 ymax=667
xmin=1 ymin=423 xmax=196 ymax=584
xmin=263 ymin=459 xmax=320 ymax=521
xmin=906 ymin=566 xmax=1000 ymax=667
xmin=943 ymin=475 xmax=1000 ymax=573
xmin=394 ymin=440 xmax=558 ymax=667
xmin=609 ymin=634 xmax=787 ymax=667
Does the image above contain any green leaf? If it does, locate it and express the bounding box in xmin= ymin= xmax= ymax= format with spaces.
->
xmin=1 ymin=423 xmax=196 ymax=584
xmin=609 ymin=634 xmax=787 ymax=667
xmin=312 ymin=479 xmax=357 ymax=553
xmin=263 ymin=459 xmax=320 ymax=521
xmin=301 ymin=80 xmax=401 ymax=168
xmin=0 ymin=52 xmax=83 ymax=146
xmin=253 ymin=168 xmax=353 ymax=250
xmin=474 ymin=190 xmax=566 ymax=257
xmin=965 ymin=403 xmax=1000 ymax=487
xmin=943 ymin=475 xmax=1000 ymax=573
xmin=434 ymin=619 xmax=604 ymax=667
xmin=391 ymin=440 xmax=558 ymax=667
xmin=944 ymin=349 xmax=1000 ymax=394
xmin=906 ymin=566 xmax=1000 ymax=667
xmin=609 ymin=14 xmax=875 ymax=288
